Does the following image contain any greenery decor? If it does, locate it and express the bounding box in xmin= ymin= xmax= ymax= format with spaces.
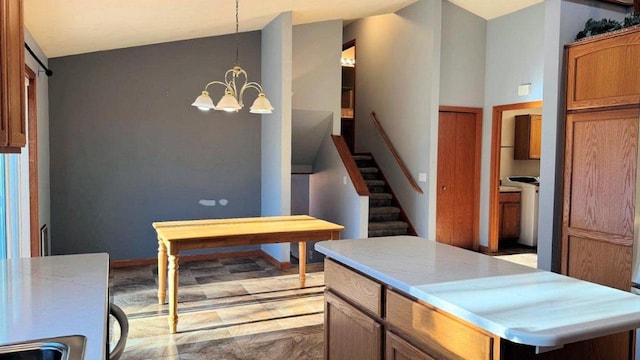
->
xmin=576 ymin=13 xmax=640 ymax=40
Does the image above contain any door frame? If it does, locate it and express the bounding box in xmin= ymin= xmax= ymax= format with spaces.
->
xmin=437 ymin=106 xmax=482 ymax=250
xmin=487 ymin=101 xmax=543 ymax=253
xmin=26 ymin=65 xmax=39 ymax=257
xmin=341 ymin=39 xmax=356 ymax=153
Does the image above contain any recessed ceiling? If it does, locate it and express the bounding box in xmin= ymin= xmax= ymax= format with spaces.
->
xmin=24 ymin=0 xmax=544 ymax=59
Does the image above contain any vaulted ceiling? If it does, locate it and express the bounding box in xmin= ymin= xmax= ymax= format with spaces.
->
xmin=24 ymin=0 xmax=543 ymax=58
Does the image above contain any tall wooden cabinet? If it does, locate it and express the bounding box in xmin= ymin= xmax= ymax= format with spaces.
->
xmin=561 ymin=27 xmax=640 ymax=293
xmin=561 ymin=28 xmax=640 ymax=359
xmin=0 ymin=0 xmax=26 ymax=151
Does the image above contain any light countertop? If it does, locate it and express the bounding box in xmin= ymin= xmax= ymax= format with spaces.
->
xmin=315 ymin=236 xmax=640 ymax=347
xmin=0 ymin=253 xmax=110 ymax=359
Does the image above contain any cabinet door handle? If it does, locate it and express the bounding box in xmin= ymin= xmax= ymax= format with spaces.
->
xmin=441 ymin=186 xmax=447 ymax=191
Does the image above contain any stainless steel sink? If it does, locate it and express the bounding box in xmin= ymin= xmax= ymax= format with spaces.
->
xmin=0 ymin=335 xmax=86 ymax=360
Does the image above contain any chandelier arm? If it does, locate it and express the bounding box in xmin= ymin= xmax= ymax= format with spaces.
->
xmin=238 ymin=82 xmax=264 ymax=102
xmin=243 ymin=82 xmax=264 ymax=93
xmin=203 ymin=80 xmax=231 ymax=90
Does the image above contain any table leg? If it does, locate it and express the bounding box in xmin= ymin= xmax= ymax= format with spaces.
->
xmin=168 ymin=245 xmax=180 ymax=334
xmin=157 ymin=238 xmax=167 ymax=305
xmin=299 ymin=241 xmax=306 ymax=288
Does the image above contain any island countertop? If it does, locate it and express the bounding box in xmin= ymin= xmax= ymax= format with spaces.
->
xmin=0 ymin=253 xmax=110 ymax=359
xmin=315 ymin=236 xmax=640 ymax=347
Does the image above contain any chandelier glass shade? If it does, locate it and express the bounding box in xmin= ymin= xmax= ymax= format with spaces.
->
xmin=192 ymin=0 xmax=273 ymax=114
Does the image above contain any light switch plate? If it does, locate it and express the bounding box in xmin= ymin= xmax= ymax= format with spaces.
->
xmin=418 ymin=173 xmax=427 ymax=182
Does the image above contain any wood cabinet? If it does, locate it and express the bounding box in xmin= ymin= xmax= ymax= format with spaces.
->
xmin=562 ymin=27 xmax=640 ymax=295
xmin=566 ymin=28 xmax=640 ymax=110
xmin=0 ymin=0 xmax=26 ymax=151
xmin=324 ymin=258 xmax=636 ymax=360
xmin=498 ymin=192 xmax=520 ymax=241
xmin=325 ymin=258 xmax=638 ymax=360
xmin=561 ymin=108 xmax=636 ymax=291
xmin=324 ymin=258 xmax=496 ymax=360
xmin=386 ymin=331 xmax=435 ymax=360
xmin=325 ymin=290 xmax=382 ymax=360
xmin=561 ymin=28 xmax=639 ymax=356
xmin=514 ymin=115 xmax=541 ymax=160
xmin=386 ymin=289 xmax=493 ymax=360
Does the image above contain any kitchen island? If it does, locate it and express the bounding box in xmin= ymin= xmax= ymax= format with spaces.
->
xmin=0 ymin=253 xmax=110 ymax=359
xmin=316 ymin=236 xmax=640 ymax=359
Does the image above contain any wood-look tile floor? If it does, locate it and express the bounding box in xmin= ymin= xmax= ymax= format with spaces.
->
xmin=109 ymin=256 xmax=325 ymax=360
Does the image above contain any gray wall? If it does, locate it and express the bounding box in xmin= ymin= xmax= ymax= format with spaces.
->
xmin=343 ymin=0 xmax=442 ymax=238
xmin=539 ymin=0 xmax=628 ymax=271
xmin=479 ymin=3 xmax=545 ymax=252
xmin=260 ymin=12 xmax=293 ymax=262
xmin=24 ymin=29 xmax=51 ymax=252
xmin=291 ymin=175 xmax=310 ymax=215
xmin=310 ymin=128 xmax=368 ymax=241
xmin=49 ymin=33 xmax=263 ymax=260
xmin=440 ymin=1 xmax=486 ymax=108
xmin=292 ymin=20 xmax=342 ymax=134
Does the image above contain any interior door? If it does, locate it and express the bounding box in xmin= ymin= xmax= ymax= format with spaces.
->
xmin=436 ymin=108 xmax=481 ymax=250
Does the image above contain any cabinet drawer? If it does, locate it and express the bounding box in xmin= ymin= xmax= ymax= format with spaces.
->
xmin=324 ymin=259 xmax=382 ymax=317
xmin=386 ymin=290 xmax=493 ymax=360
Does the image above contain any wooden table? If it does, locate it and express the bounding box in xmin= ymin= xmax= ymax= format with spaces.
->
xmin=152 ymin=215 xmax=344 ymax=333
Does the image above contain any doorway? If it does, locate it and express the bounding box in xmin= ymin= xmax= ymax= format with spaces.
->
xmin=341 ymin=40 xmax=355 ymax=153
xmin=488 ymin=101 xmax=543 ymax=255
xmin=0 ymin=65 xmax=39 ymax=259
xmin=436 ymin=106 xmax=482 ymax=250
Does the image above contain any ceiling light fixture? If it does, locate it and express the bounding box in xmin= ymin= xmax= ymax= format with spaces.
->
xmin=341 ymin=58 xmax=355 ymax=67
xmin=191 ymin=0 xmax=273 ymax=114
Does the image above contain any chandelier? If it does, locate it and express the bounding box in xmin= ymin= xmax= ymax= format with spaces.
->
xmin=191 ymin=0 xmax=274 ymax=114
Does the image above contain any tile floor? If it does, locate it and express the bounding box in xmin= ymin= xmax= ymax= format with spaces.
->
xmin=108 ymin=248 xmax=537 ymax=359
xmin=109 ymin=256 xmax=325 ymax=360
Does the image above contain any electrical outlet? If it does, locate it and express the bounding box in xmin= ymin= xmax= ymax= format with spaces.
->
xmin=418 ymin=173 xmax=427 ymax=182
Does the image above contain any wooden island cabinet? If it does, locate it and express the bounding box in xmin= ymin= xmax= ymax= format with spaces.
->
xmin=317 ymin=237 xmax=640 ymax=360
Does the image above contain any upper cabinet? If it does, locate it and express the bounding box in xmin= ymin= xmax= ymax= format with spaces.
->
xmin=0 ymin=0 xmax=26 ymax=152
xmin=566 ymin=28 xmax=640 ymax=110
xmin=514 ymin=114 xmax=541 ymax=160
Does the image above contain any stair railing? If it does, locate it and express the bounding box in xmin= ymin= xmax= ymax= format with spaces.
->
xmin=370 ymin=111 xmax=424 ymax=194
xmin=332 ymin=135 xmax=370 ymax=196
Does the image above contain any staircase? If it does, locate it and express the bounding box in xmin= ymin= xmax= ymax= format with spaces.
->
xmin=353 ymin=154 xmax=415 ymax=237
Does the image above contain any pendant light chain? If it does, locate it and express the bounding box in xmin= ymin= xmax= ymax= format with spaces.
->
xmin=235 ymin=0 xmax=239 ymax=65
